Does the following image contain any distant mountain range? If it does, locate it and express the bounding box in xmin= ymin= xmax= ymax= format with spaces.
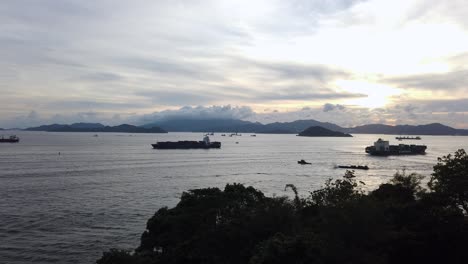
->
xmin=345 ymin=123 xmax=468 ymax=135
xmin=142 ymin=119 xmax=255 ymax=132
xmin=23 ymin=119 xmax=468 ymax=135
xmin=25 ymin=123 xmax=167 ymax=133
xmin=143 ymin=118 xmax=343 ymax=134
xmin=298 ymin=126 xmax=352 ymax=137
xmin=146 ymin=119 xmax=468 ymax=135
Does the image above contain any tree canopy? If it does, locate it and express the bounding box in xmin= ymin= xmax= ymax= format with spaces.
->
xmin=429 ymin=149 xmax=468 ymax=213
xmin=97 ymin=150 xmax=468 ymax=264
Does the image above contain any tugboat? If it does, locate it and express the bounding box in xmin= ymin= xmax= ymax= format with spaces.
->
xmin=297 ymin=159 xmax=311 ymax=165
xmin=152 ymin=136 xmax=221 ymax=149
xmin=365 ymin=138 xmax=426 ymax=156
xmin=0 ymin=135 xmax=20 ymax=143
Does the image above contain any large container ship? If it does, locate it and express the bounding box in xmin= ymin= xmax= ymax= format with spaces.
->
xmin=365 ymin=138 xmax=426 ymax=156
xmin=152 ymin=136 xmax=221 ymax=149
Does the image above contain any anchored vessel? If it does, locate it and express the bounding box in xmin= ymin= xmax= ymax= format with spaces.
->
xmin=395 ymin=136 xmax=421 ymax=140
xmin=151 ymin=136 xmax=221 ymax=149
xmin=0 ymin=135 xmax=19 ymax=143
xmin=365 ymin=138 xmax=426 ymax=156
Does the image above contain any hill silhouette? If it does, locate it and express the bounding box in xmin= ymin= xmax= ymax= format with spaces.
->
xmin=145 ymin=118 xmax=468 ymax=135
xmin=22 ymin=119 xmax=468 ymax=135
xmin=298 ymin=126 xmax=352 ymax=137
xmin=347 ymin=123 xmax=468 ymax=135
xmin=144 ymin=118 xmax=345 ymax=133
xmin=26 ymin=123 xmax=166 ymax=133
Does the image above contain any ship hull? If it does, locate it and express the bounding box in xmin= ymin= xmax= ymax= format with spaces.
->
xmin=0 ymin=139 xmax=19 ymax=143
xmin=152 ymin=141 xmax=221 ymax=149
xmin=365 ymin=145 xmax=426 ymax=156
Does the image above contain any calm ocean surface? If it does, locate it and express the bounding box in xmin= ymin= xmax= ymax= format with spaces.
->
xmin=1 ymin=131 xmax=467 ymax=263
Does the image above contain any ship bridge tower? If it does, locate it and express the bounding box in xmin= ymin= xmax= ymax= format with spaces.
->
xmin=374 ymin=138 xmax=389 ymax=151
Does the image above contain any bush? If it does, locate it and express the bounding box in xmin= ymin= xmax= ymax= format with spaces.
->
xmin=97 ymin=150 xmax=468 ymax=264
xmin=429 ymin=149 xmax=468 ymax=213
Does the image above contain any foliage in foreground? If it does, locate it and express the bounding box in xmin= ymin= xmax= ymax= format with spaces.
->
xmin=97 ymin=149 xmax=468 ymax=264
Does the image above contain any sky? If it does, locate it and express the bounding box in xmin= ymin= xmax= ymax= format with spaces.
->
xmin=1 ymin=0 xmax=468 ymax=128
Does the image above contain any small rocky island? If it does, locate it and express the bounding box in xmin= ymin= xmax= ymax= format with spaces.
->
xmin=297 ymin=126 xmax=353 ymax=137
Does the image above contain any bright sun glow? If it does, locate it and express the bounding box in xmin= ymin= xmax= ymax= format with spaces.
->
xmin=335 ymin=80 xmax=402 ymax=108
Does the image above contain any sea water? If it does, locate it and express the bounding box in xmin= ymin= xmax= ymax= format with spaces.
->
xmin=1 ymin=132 xmax=467 ymax=263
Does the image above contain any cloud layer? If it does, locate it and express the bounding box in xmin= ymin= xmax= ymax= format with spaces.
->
xmin=1 ymin=0 xmax=467 ymax=128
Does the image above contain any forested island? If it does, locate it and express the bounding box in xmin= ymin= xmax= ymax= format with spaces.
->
xmin=97 ymin=149 xmax=468 ymax=264
xmin=297 ymin=126 xmax=353 ymax=137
